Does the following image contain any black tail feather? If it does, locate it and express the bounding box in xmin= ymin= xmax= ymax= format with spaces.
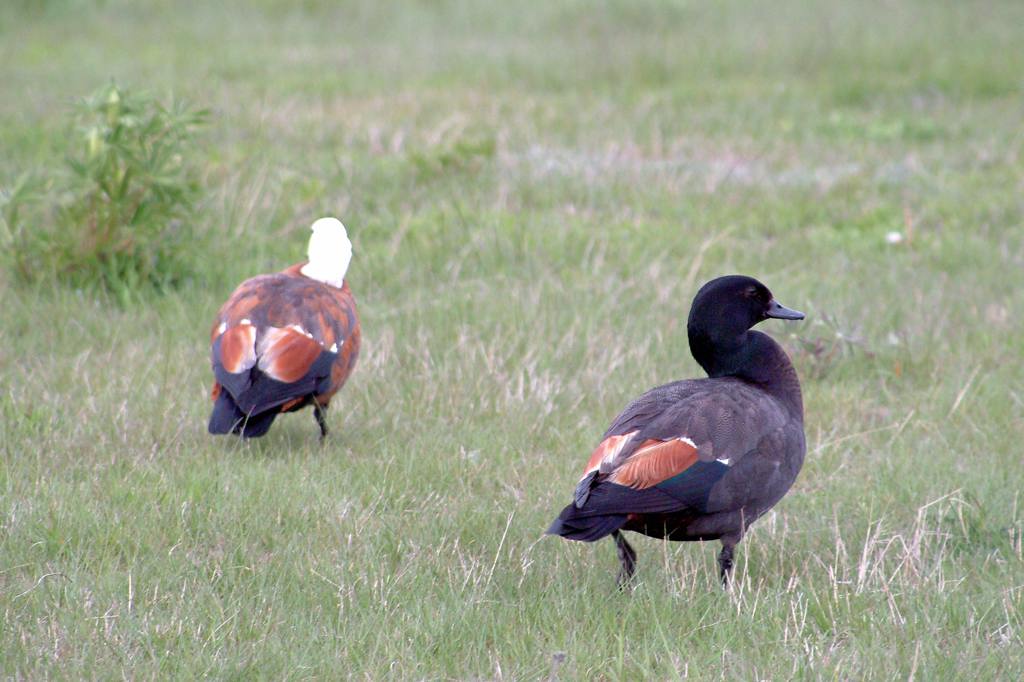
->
xmin=209 ymin=391 xmax=245 ymax=434
xmin=235 ymin=409 xmax=278 ymax=438
xmin=546 ymin=503 xmax=627 ymax=542
xmin=208 ymin=391 xmax=278 ymax=438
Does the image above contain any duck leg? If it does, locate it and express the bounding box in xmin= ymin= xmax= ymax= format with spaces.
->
xmin=313 ymin=403 xmax=329 ymax=441
xmin=612 ymin=530 xmax=637 ymax=587
xmin=717 ymin=542 xmax=735 ymax=587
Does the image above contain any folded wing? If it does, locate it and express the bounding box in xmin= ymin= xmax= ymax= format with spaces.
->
xmin=549 ymin=378 xmax=790 ymax=541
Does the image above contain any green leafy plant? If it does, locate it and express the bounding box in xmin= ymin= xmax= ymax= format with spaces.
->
xmin=3 ymin=82 xmax=209 ymax=298
xmin=0 ymin=173 xmax=49 ymax=280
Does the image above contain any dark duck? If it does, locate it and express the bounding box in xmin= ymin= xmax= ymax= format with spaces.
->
xmin=547 ymin=275 xmax=805 ymax=586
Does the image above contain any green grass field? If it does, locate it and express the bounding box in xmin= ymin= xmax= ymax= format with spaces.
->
xmin=3 ymin=0 xmax=1024 ymax=678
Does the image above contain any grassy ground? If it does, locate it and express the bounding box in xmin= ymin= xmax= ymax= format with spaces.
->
xmin=2 ymin=0 xmax=1024 ymax=678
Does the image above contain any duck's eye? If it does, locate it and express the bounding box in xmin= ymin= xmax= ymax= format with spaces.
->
xmin=745 ymin=286 xmax=758 ymax=298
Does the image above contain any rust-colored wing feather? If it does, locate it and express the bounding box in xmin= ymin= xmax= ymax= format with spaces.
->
xmin=217 ymin=323 xmax=257 ymax=374
xmin=608 ymin=438 xmax=700 ymax=489
xmin=583 ymin=433 xmax=701 ymax=489
xmin=257 ymin=327 xmax=326 ymax=384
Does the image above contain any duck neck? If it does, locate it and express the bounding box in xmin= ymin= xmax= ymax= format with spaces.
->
xmin=688 ymin=328 xmax=803 ymax=419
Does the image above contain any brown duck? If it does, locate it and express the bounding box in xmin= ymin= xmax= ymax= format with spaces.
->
xmin=208 ymin=218 xmax=360 ymax=439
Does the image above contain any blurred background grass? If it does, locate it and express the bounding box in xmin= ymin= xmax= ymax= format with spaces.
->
xmin=1 ymin=0 xmax=1023 ymax=678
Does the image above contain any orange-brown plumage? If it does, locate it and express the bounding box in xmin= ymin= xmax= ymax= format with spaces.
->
xmin=217 ymin=324 xmax=257 ymax=374
xmin=582 ymin=432 xmax=700 ymax=489
xmin=608 ymin=438 xmax=699 ymax=489
xmin=208 ymin=219 xmax=360 ymax=439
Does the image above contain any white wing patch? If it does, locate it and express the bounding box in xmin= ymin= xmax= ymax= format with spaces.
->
xmin=287 ymin=323 xmax=317 ymax=341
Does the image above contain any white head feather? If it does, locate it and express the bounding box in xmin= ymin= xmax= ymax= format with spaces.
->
xmin=300 ymin=217 xmax=352 ymax=288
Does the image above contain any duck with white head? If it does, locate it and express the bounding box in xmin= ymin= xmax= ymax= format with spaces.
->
xmin=208 ymin=217 xmax=361 ymax=439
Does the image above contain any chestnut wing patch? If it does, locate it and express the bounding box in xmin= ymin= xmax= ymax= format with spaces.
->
xmin=257 ymin=327 xmax=327 ymax=383
xmin=216 ymin=323 xmax=257 ymax=374
xmin=609 ymin=438 xmax=700 ymax=489
xmin=211 ymin=324 xmax=258 ymax=401
xmin=582 ymin=432 xmax=637 ymax=477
